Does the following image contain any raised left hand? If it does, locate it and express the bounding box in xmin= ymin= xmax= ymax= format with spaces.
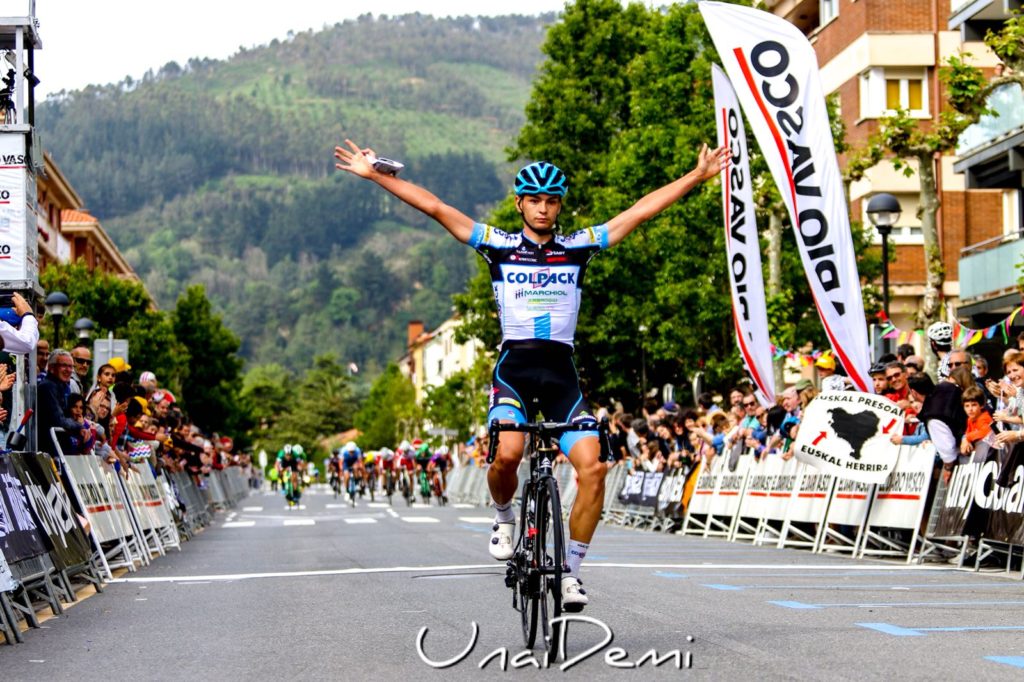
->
xmin=694 ymin=143 xmax=731 ymax=181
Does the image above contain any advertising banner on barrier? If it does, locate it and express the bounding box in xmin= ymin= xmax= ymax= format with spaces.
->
xmin=699 ymin=1 xmax=871 ymax=391
xmin=786 ymin=464 xmax=833 ymax=523
xmin=64 ymin=455 xmax=130 ymax=544
xmin=866 ymin=444 xmax=934 ymax=530
xmin=793 ymin=391 xmax=903 ymax=483
xmin=826 ymin=476 xmax=873 ymax=526
xmin=713 ymin=63 xmax=775 ymax=405
xmin=0 ymin=549 xmax=15 ymax=592
xmin=687 ymin=457 xmax=721 ymax=517
xmin=641 ymin=472 xmax=663 ymax=508
xmin=10 ymin=452 xmax=92 ymax=571
xmin=0 ymin=456 xmax=49 ymax=563
xmin=619 ymin=472 xmax=644 ymax=505
xmin=940 ymin=455 xmax=1024 ymax=543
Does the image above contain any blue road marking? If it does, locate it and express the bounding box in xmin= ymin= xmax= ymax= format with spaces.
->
xmin=654 ymin=571 xmax=688 ymax=579
xmin=702 ymin=582 xmax=1021 ymax=591
xmin=987 ymin=656 xmax=1024 ymax=669
xmin=456 ymin=524 xmax=489 ymax=534
xmin=859 ymin=623 xmax=1024 ymax=637
xmin=773 ymin=599 xmax=1024 ymax=610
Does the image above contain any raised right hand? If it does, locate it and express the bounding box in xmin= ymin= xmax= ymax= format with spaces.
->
xmin=334 ymin=139 xmax=376 ymax=178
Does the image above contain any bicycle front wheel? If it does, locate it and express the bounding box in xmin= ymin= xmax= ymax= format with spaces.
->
xmin=536 ymin=475 xmax=564 ymax=656
xmin=518 ymin=479 xmax=539 ymax=649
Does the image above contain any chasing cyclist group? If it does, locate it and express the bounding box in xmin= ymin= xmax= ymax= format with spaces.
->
xmin=272 ymin=440 xmax=453 ymax=508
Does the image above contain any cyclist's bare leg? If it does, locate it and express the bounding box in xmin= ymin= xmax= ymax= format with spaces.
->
xmin=487 ymin=428 xmax=525 ymax=506
xmin=565 ymin=435 xmax=605 ymax=544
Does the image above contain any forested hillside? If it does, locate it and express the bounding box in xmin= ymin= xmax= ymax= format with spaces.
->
xmin=38 ymin=13 xmax=553 ymax=373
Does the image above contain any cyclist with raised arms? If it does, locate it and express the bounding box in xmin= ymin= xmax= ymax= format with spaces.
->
xmin=336 ymin=138 xmax=728 ymax=611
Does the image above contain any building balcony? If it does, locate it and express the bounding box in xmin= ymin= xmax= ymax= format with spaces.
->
xmin=950 ymin=0 xmax=1023 ymax=40
xmin=956 ymin=85 xmax=1024 ymax=189
xmin=958 ymin=232 xmax=1024 ymax=313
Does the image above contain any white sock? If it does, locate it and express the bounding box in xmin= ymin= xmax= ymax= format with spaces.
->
xmin=566 ymin=539 xmax=589 ymax=578
xmin=493 ymin=501 xmax=515 ymax=524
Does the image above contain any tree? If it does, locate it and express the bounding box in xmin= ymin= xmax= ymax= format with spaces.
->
xmin=171 ymin=285 xmax=244 ymax=433
xmin=423 ymin=354 xmax=492 ymax=443
xmin=39 ymin=261 xmax=189 ymax=392
xmin=269 ymin=354 xmax=356 ymax=458
xmin=239 ymin=363 xmax=292 ymax=452
xmin=354 ymin=363 xmax=419 ymax=449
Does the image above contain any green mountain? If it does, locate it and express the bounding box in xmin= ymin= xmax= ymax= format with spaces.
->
xmin=38 ymin=13 xmax=553 ymax=374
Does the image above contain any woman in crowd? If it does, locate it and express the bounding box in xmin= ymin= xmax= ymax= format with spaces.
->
xmin=911 ymin=373 xmax=966 ymax=473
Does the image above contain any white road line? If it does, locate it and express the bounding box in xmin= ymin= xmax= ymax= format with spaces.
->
xmin=386 ymin=509 xmax=400 ymax=518
xmin=283 ymin=519 xmax=315 ymax=526
xmin=411 ymin=503 xmax=432 ymax=509
xmin=344 ymin=518 xmax=378 ymax=524
xmin=452 ymin=503 xmax=474 ymax=509
xmin=108 ymin=562 xmax=960 ymax=585
xmin=459 ymin=517 xmax=495 ymax=523
xmin=402 ymin=517 xmax=440 ymax=524
xmin=222 ymin=521 xmax=256 ymax=528
xmin=325 ymin=504 xmax=351 ymax=509
xmin=242 ymin=506 xmax=264 ymax=512
xmin=366 ymin=502 xmax=390 ymax=508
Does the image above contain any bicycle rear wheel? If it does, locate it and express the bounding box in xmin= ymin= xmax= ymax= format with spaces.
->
xmin=536 ymin=476 xmax=564 ymax=656
xmin=518 ymin=480 xmax=539 ymax=649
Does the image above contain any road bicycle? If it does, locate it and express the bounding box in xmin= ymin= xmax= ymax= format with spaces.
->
xmin=417 ymin=467 xmax=432 ymax=504
xmin=430 ymin=466 xmax=447 ymax=506
xmin=487 ymin=418 xmax=610 ymax=657
xmin=399 ymin=468 xmax=415 ymax=506
xmin=383 ymin=467 xmax=395 ymax=505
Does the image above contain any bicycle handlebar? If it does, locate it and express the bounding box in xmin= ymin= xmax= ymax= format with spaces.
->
xmin=486 ymin=417 xmax=612 ymax=464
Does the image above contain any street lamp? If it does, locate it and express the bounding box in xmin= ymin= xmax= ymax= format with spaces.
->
xmin=73 ymin=317 xmax=94 ymax=341
xmin=44 ymin=291 xmax=69 ymax=349
xmin=866 ymin=193 xmax=901 ymax=319
xmin=638 ymin=324 xmax=648 ymax=404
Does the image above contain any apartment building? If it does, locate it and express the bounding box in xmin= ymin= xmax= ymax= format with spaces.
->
xmin=399 ymin=317 xmax=485 ymax=404
xmin=767 ymin=0 xmax=1015 ymax=346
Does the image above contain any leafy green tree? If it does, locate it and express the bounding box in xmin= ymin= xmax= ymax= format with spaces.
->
xmin=354 ymin=363 xmax=419 ymax=449
xmin=423 ymin=354 xmax=493 ymax=442
xmin=239 ymin=363 xmax=292 ymax=452
xmin=39 ymin=261 xmax=189 ymax=391
xmin=269 ymin=354 xmax=356 ymax=458
xmin=171 ymin=285 xmax=244 ymax=433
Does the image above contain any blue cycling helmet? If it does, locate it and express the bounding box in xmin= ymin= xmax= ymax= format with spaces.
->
xmin=514 ymin=161 xmax=568 ymax=197
xmin=0 ymin=308 xmax=21 ymax=327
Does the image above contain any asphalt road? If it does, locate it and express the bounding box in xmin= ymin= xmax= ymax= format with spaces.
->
xmin=3 ymin=482 xmax=1024 ymax=680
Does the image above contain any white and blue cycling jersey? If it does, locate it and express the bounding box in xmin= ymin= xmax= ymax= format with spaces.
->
xmin=467 ymin=223 xmax=609 ymax=348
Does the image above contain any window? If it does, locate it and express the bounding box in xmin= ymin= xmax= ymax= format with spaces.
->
xmin=820 ymin=0 xmax=839 ymax=24
xmin=860 ymin=68 xmax=930 ymax=119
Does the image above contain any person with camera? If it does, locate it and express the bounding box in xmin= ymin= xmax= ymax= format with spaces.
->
xmin=335 ymin=138 xmax=728 ymax=611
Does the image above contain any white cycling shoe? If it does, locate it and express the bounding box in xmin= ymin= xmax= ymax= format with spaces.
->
xmin=489 ymin=522 xmax=515 ymax=561
xmin=561 ymin=576 xmax=588 ymax=612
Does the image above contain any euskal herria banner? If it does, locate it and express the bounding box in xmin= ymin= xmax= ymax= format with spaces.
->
xmin=700 ymin=1 xmax=872 ymax=392
xmin=712 ymin=64 xmax=776 ymax=406
xmin=793 ymin=391 xmax=904 ymax=484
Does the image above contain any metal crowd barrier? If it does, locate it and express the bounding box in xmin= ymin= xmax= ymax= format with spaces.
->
xmin=2 ymin=435 xmax=250 ymax=645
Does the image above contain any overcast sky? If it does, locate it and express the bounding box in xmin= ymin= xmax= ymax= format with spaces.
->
xmin=23 ymin=0 xmax=569 ymax=99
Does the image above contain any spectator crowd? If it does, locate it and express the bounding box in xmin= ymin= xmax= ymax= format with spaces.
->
xmin=32 ymin=338 xmax=253 ymax=490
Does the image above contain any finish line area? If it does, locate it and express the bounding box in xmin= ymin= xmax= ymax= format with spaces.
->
xmin=4 ymin=491 xmax=1012 ymax=679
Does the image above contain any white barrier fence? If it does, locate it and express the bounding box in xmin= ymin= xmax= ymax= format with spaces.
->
xmin=448 ymin=443 xmax=941 ymax=566
xmin=681 ymin=443 xmax=937 ymax=562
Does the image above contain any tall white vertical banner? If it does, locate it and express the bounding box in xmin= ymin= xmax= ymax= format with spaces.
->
xmin=0 ymin=135 xmax=30 ymax=281
xmin=700 ymin=1 xmax=872 ymax=392
xmin=713 ymin=65 xmax=775 ymax=405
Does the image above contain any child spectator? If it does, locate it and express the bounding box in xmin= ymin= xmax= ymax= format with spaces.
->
xmin=960 ymin=386 xmax=993 ymax=458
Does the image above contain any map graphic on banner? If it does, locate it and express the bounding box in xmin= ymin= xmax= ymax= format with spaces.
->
xmin=793 ymin=392 xmax=904 ymax=484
